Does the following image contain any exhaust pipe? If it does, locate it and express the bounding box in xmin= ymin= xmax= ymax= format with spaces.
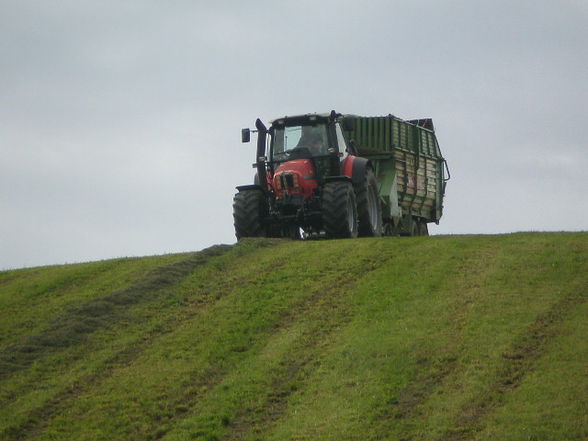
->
xmin=255 ymin=118 xmax=268 ymax=192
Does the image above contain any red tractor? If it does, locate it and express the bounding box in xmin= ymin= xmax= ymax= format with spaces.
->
xmin=233 ymin=111 xmax=382 ymax=239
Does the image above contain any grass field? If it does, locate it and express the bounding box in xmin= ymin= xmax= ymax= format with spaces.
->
xmin=0 ymin=233 xmax=586 ymax=441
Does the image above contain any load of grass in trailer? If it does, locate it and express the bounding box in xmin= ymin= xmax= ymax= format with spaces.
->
xmin=0 ymin=233 xmax=586 ymax=441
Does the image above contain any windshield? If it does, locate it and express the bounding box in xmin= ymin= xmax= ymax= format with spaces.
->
xmin=271 ymin=124 xmax=329 ymax=161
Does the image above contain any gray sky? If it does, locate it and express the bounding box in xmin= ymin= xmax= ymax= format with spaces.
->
xmin=1 ymin=0 xmax=587 ymax=269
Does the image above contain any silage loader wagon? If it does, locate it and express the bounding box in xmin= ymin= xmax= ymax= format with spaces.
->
xmin=233 ymin=111 xmax=449 ymax=239
xmin=343 ymin=115 xmax=450 ymax=236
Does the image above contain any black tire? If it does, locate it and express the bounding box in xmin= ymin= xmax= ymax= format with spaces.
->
xmin=321 ymin=181 xmax=358 ymax=239
xmin=418 ymin=221 xmax=429 ymax=236
xmin=355 ymin=168 xmax=382 ymax=237
xmin=233 ymin=189 xmax=267 ymax=239
xmin=409 ymin=221 xmax=418 ymax=237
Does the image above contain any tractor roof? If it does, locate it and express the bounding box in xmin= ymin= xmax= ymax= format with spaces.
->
xmin=270 ymin=112 xmax=332 ymax=126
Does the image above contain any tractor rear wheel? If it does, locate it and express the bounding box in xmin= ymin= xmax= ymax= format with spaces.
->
xmin=322 ymin=181 xmax=358 ymax=239
xmin=355 ymin=168 xmax=382 ymax=237
xmin=233 ymin=189 xmax=267 ymax=239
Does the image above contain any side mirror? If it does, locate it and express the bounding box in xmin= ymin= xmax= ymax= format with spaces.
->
xmin=241 ymin=128 xmax=251 ymax=143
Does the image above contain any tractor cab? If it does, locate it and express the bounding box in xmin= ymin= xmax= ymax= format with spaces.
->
xmin=269 ymin=114 xmax=352 ymax=162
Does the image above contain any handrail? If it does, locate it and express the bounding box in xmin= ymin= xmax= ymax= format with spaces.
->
xmin=443 ymin=159 xmax=451 ymax=181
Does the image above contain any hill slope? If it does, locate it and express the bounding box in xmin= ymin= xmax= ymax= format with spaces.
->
xmin=0 ymin=233 xmax=586 ymax=441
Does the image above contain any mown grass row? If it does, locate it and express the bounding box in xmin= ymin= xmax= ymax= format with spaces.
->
xmin=0 ymin=233 xmax=586 ymax=441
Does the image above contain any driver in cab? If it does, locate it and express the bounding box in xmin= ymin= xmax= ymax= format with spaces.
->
xmin=308 ymin=135 xmax=326 ymax=154
xmin=297 ymin=131 xmax=326 ymax=155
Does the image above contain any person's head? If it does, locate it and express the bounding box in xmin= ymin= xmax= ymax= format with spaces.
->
xmin=309 ymin=135 xmax=324 ymax=152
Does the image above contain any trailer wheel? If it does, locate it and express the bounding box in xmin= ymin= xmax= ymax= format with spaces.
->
xmin=410 ymin=221 xmax=419 ymax=237
xmin=233 ymin=189 xmax=267 ymax=239
xmin=322 ymin=181 xmax=358 ymax=239
xmin=419 ymin=221 xmax=429 ymax=236
xmin=355 ymin=168 xmax=382 ymax=237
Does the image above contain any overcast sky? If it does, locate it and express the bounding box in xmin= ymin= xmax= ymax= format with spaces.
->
xmin=1 ymin=0 xmax=587 ymax=269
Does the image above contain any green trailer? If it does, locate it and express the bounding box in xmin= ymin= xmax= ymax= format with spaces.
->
xmin=343 ymin=115 xmax=450 ymax=235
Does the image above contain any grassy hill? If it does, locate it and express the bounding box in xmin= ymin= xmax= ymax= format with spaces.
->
xmin=0 ymin=233 xmax=586 ymax=441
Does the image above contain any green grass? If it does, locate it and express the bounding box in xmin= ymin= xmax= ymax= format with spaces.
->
xmin=0 ymin=233 xmax=586 ymax=441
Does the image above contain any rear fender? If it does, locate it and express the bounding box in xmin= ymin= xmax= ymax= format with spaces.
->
xmin=342 ymin=156 xmax=371 ymax=184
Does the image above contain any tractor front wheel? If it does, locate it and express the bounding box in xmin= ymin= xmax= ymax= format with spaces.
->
xmin=322 ymin=181 xmax=358 ymax=239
